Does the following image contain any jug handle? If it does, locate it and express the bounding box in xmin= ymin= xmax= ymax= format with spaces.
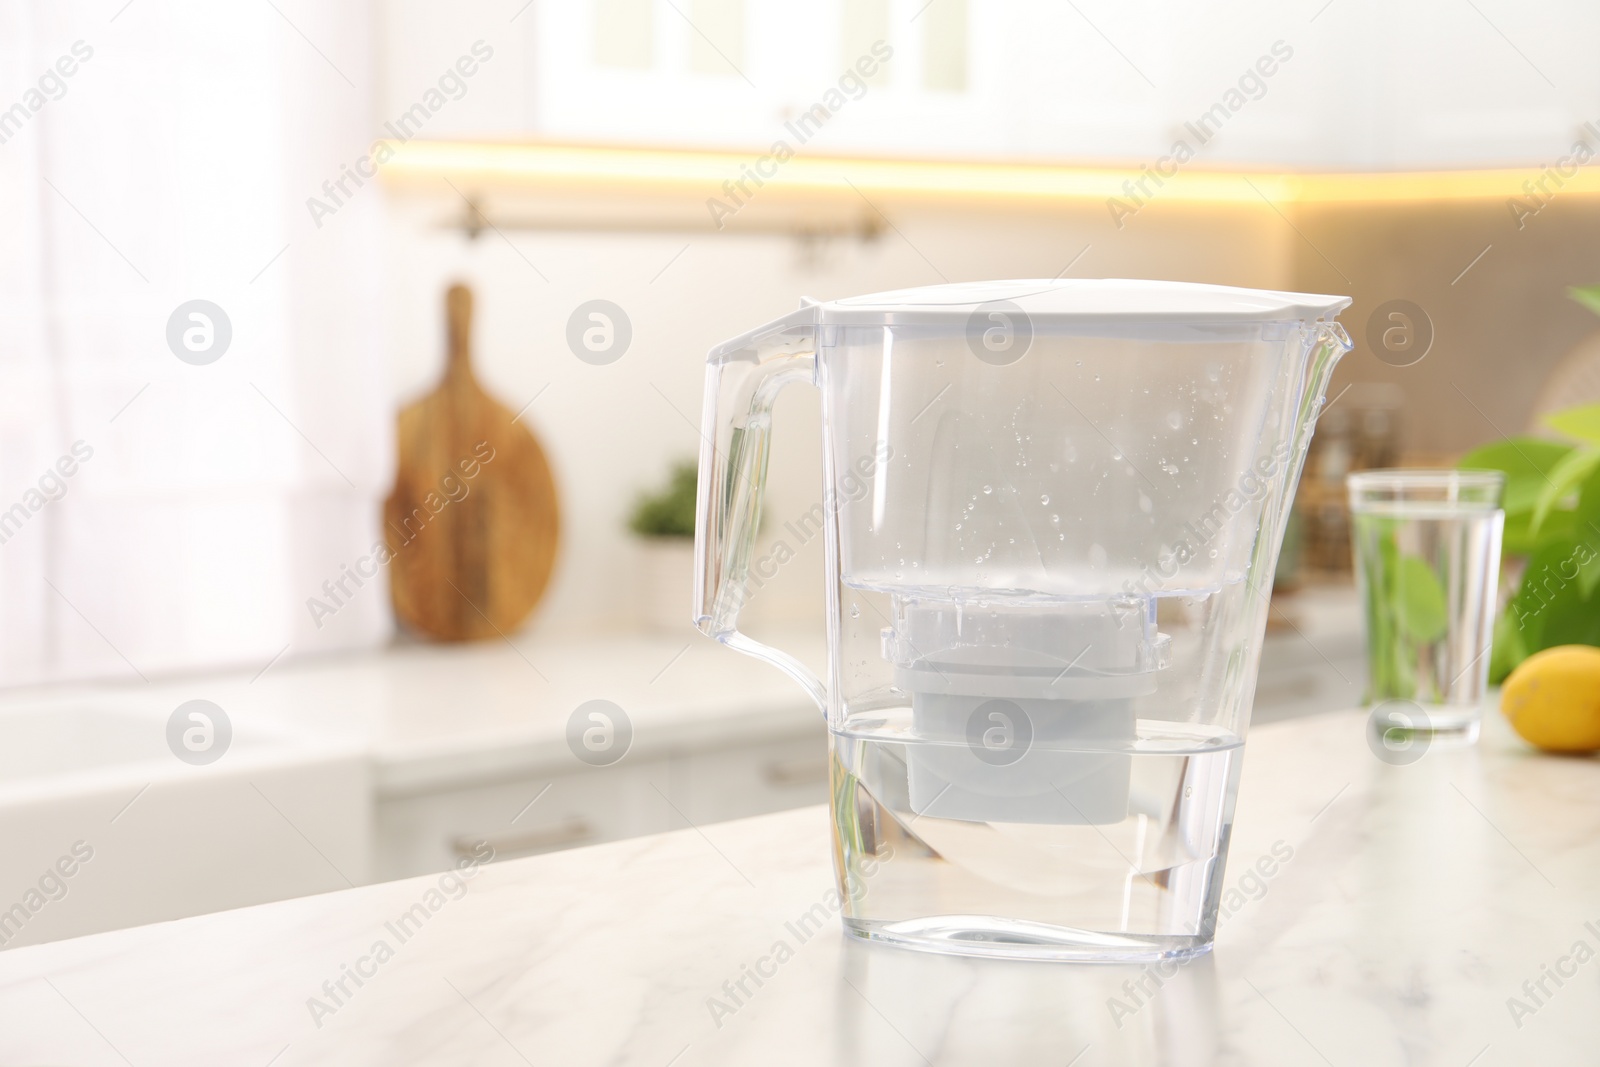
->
xmin=694 ymin=350 xmax=828 ymax=713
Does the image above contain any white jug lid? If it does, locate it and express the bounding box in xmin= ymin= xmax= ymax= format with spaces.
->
xmin=709 ymin=278 xmax=1351 ymax=360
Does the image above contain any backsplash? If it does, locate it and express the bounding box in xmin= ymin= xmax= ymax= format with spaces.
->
xmin=380 ymin=192 xmax=1299 ymax=637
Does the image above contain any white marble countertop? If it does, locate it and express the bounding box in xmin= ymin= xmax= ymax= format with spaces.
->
xmin=1 ymin=705 xmax=1595 ymax=1066
xmin=0 ymin=628 xmax=828 ymax=801
xmin=0 ymin=587 xmax=1357 ymax=800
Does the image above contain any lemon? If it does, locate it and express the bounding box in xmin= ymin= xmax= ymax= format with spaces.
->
xmin=1501 ymin=645 xmax=1600 ymax=753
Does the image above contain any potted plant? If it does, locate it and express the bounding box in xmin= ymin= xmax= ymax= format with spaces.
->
xmin=1459 ymin=287 xmax=1600 ymax=681
xmin=628 ymin=461 xmax=698 ymax=633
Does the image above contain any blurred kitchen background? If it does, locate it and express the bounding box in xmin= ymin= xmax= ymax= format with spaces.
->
xmin=4 ymin=0 xmax=1599 ymax=947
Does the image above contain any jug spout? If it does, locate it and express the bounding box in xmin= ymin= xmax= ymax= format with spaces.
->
xmin=1305 ymin=319 xmax=1355 ymax=422
xmin=1294 ymin=317 xmax=1356 ymax=472
xmin=1317 ymin=319 xmax=1353 ymax=352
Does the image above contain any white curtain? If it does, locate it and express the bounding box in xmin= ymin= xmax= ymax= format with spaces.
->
xmin=0 ymin=1 xmax=393 ymax=687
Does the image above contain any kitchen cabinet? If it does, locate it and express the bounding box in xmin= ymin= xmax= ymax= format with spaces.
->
xmin=372 ymin=732 xmax=827 ymax=881
xmin=374 ymin=760 xmax=667 ymax=880
xmin=677 ymin=734 xmax=829 ymax=825
xmin=379 ymin=0 xmax=1600 ymax=170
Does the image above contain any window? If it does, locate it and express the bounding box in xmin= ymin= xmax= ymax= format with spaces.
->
xmin=842 ymin=0 xmax=892 ymax=86
xmin=691 ymin=0 xmax=747 ymax=76
xmin=594 ymin=0 xmax=654 ymax=69
xmin=921 ymin=0 xmax=967 ymax=92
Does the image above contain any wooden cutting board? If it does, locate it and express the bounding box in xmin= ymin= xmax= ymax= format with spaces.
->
xmin=384 ymin=284 xmax=559 ymax=641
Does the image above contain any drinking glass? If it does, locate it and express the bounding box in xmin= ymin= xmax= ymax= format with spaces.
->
xmin=1348 ymin=469 xmax=1505 ymax=740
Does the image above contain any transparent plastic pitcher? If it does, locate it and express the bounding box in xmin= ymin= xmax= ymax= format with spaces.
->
xmin=695 ymin=279 xmax=1351 ymax=962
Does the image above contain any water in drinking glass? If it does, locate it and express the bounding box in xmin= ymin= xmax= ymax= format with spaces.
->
xmin=1348 ymin=470 xmax=1505 ymax=738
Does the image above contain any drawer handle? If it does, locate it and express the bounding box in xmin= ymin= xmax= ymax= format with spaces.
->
xmin=451 ymin=819 xmax=593 ymax=859
xmin=762 ymin=756 xmax=827 ymax=787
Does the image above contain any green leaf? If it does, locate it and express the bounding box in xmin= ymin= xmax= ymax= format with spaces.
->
xmin=1505 ymin=539 xmax=1588 ymax=652
xmin=1572 ymin=467 xmax=1600 ymax=597
xmin=1502 ymin=508 xmax=1577 ymax=556
xmin=1488 ymin=608 xmax=1526 ymax=685
xmin=1356 ymin=518 xmax=1409 ymax=702
xmin=1465 ymin=419 xmax=1600 ymax=670
xmin=1492 ymin=536 xmax=1600 ymax=671
xmin=1543 ymin=586 xmax=1600 ymax=648
xmin=1532 ymin=446 xmax=1600 ymax=533
xmin=1394 ymin=554 xmax=1449 ymax=644
xmin=1575 ymin=462 xmax=1600 ymax=534
xmin=1459 ymin=437 xmax=1573 ymax=517
xmin=1579 ymin=550 xmax=1600 ymax=600
xmin=1569 ymin=285 xmax=1600 ymax=318
xmin=1543 ymin=403 xmax=1600 ymax=446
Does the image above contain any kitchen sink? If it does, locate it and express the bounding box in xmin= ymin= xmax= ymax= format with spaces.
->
xmin=0 ymin=698 xmax=369 ymax=950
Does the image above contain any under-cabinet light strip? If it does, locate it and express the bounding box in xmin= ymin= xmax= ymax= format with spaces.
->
xmin=379 ymin=140 xmax=1600 ymax=207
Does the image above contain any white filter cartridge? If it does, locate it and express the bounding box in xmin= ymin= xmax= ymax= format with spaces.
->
xmin=886 ymin=597 xmax=1167 ymax=825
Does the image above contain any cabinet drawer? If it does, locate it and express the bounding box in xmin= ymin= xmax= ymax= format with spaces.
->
xmin=678 ymin=733 xmax=828 ymax=826
xmin=374 ymin=758 xmax=678 ymax=881
xmin=373 ymin=727 xmax=828 ymax=881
